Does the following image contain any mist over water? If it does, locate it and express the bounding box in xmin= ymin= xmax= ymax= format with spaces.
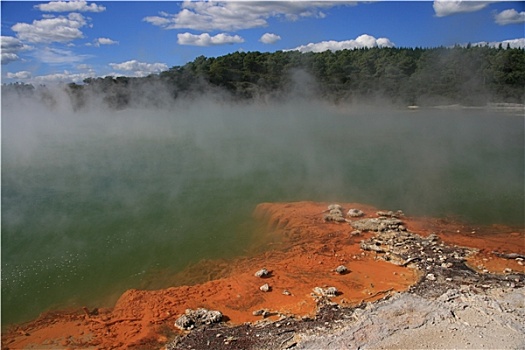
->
xmin=2 ymin=92 xmax=523 ymax=325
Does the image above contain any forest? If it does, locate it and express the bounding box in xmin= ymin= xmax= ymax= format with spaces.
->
xmin=3 ymin=45 xmax=525 ymax=109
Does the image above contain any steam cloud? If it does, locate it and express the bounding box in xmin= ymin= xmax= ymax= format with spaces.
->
xmin=1 ymin=76 xmax=523 ymax=326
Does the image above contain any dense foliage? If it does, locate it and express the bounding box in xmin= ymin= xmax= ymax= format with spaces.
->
xmin=3 ymin=46 xmax=525 ymax=109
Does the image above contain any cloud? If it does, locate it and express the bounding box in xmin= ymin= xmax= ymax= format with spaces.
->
xmin=35 ymin=0 xmax=105 ymax=13
xmin=33 ymin=47 xmax=91 ymax=65
xmin=97 ymin=37 xmax=118 ymax=45
xmin=144 ymin=1 xmax=353 ymax=32
xmin=2 ymin=53 xmax=20 ymax=65
xmin=76 ymin=64 xmax=92 ymax=70
xmin=177 ymin=32 xmax=244 ymax=46
xmin=6 ymin=71 xmax=32 ymax=80
xmin=1 ymin=36 xmax=31 ymax=64
xmin=1 ymin=36 xmax=25 ymax=53
xmin=472 ymin=38 xmax=525 ymax=49
xmin=33 ymin=70 xmax=96 ymax=83
xmin=87 ymin=37 xmax=119 ymax=47
xmin=12 ymin=13 xmax=87 ymax=43
xmin=494 ymin=9 xmax=525 ymax=25
xmin=4 ymin=69 xmax=95 ymax=83
xmin=143 ymin=15 xmax=172 ymax=27
xmin=259 ymin=33 xmax=281 ymax=44
xmin=433 ymin=0 xmax=491 ymax=17
xmin=108 ymin=60 xmax=168 ymax=77
xmin=288 ymin=34 xmax=395 ymax=53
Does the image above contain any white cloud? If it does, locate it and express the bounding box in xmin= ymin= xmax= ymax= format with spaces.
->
xmin=32 ymin=70 xmax=96 ymax=83
xmin=97 ymin=37 xmax=118 ymax=45
xmin=494 ymin=9 xmax=525 ymax=25
xmin=2 ymin=53 xmax=20 ymax=65
xmin=472 ymin=38 xmax=525 ymax=49
xmin=12 ymin=13 xmax=87 ymax=43
xmin=143 ymin=15 xmax=172 ymax=27
xmin=87 ymin=37 xmax=119 ymax=47
xmin=1 ymin=36 xmax=31 ymax=64
xmin=289 ymin=34 xmax=395 ymax=53
xmin=76 ymin=64 xmax=92 ymax=70
xmin=35 ymin=1 xmax=105 ymax=13
xmin=376 ymin=38 xmax=394 ymax=47
xmin=433 ymin=1 xmax=491 ymax=17
xmin=259 ymin=33 xmax=281 ymax=44
xmin=144 ymin=1 xmax=353 ymax=32
xmin=177 ymin=32 xmax=244 ymax=46
xmin=108 ymin=60 xmax=168 ymax=77
xmin=6 ymin=71 xmax=32 ymax=80
xmin=2 ymin=36 xmax=25 ymax=53
xmin=5 ymin=69 xmax=95 ymax=84
xmin=33 ymin=47 xmax=91 ymax=65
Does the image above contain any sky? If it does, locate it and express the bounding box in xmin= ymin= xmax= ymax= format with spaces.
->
xmin=1 ymin=0 xmax=524 ymax=84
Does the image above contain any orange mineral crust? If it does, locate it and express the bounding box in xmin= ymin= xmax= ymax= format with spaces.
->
xmin=2 ymin=201 xmax=523 ymax=350
xmin=407 ymin=216 xmax=525 ymax=274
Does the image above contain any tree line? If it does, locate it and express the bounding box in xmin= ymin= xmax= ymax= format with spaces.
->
xmin=3 ymin=45 xmax=524 ymax=109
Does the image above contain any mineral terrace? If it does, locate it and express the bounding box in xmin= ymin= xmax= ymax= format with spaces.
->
xmin=2 ymin=202 xmax=524 ymax=350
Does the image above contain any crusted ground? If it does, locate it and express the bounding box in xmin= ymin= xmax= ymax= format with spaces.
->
xmin=3 ymin=202 xmax=523 ymax=350
xmin=169 ymin=209 xmax=524 ymax=350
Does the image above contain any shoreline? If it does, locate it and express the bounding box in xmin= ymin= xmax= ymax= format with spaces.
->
xmin=406 ymin=102 xmax=525 ymax=114
xmin=2 ymin=201 xmax=524 ymax=349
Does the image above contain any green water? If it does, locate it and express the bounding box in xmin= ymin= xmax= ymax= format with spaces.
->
xmin=2 ymin=101 xmax=524 ymax=325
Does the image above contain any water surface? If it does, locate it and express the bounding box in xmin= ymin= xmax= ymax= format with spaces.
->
xmin=2 ymin=101 xmax=523 ymax=325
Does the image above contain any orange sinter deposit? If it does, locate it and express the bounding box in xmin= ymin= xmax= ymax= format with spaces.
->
xmin=406 ymin=215 xmax=525 ymax=274
xmin=2 ymin=201 xmax=524 ymax=350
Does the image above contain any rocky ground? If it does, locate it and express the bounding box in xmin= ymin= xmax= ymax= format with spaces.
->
xmin=2 ymin=202 xmax=524 ymax=350
xmin=294 ymin=286 xmax=525 ymax=350
xmin=169 ymin=206 xmax=525 ymax=350
xmin=170 ymin=286 xmax=524 ymax=350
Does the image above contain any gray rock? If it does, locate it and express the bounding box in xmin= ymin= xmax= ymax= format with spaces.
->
xmin=255 ymin=268 xmax=269 ymax=278
xmin=335 ymin=265 xmax=348 ymax=274
xmin=260 ymin=283 xmax=271 ymax=292
xmin=351 ymin=217 xmax=403 ymax=232
xmin=174 ymin=314 xmax=193 ymax=330
xmin=360 ymin=240 xmax=388 ymax=253
xmin=294 ymin=287 xmax=525 ymax=350
xmin=327 ymin=204 xmax=342 ymax=211
xmin=330 ymin=208 xmax=343 ymax=216
xmin=313 ymin=286 xmax=339 ymax=298
xmin=324 ymin=204 xmax=347 ymax=222
xmin=252 ymin=309 xmax=270 ymax=317
xmin=347 ymin=208 xmax=364 ymax=217
xmin=426 ymin=273 xmax=436 ymax=281
xmin=199 ymin=309 xmax=222 ymax=325
xmin=376 ymin=210 xmax=404 ymax=218
xmin=323 ymin=214 xmax=346 ymax=222
xmin=174 ymin=308 xmax=223 ymax=330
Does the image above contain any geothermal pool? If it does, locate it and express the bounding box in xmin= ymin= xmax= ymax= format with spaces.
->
xmin=2 ymin=101 xmax=523 ymax=325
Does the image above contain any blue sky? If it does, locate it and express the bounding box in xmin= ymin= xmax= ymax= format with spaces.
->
xmin=1 ymin=1 xmax=524 ymax=84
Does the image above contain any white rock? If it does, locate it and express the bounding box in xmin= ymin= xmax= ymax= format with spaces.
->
xmin=260 ymin=283 xmax=271 ymax=292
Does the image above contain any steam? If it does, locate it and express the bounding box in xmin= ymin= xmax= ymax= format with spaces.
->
xmin=1 ymin=79 xmax=523 ymax=325
xmin=2 ymin=80 xmax=523 ymax=222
